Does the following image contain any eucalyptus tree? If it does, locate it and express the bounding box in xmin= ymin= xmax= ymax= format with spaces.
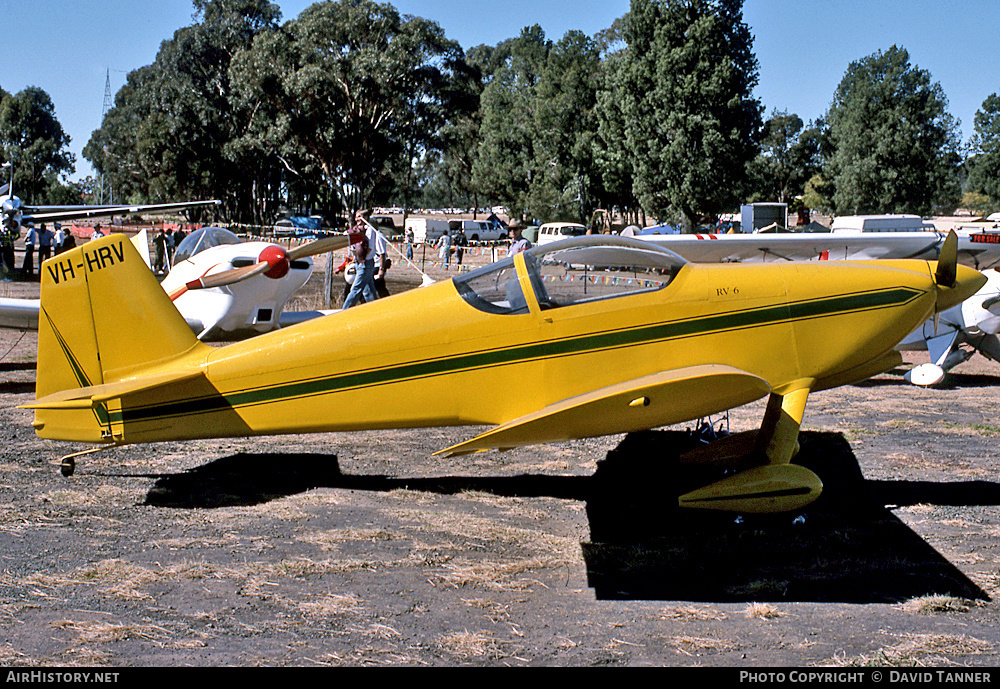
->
xmin=85 ymin=0 xmax=281 ymax=216
xmin=967 ymin=93 xmax=1000 ymax=207
xmin=229 ymin=0 xmax=464 ymax=215
xmin=532 ymin=30 xmax=602 ymax=222
xmin=620 ymin=0 xmax=761 ymax=230
xmin=473 ymin=25 xmax=602 ymax=223
xmin=593 ymin=40 xmax=642 ymax=221
xmin=747 ymin=111 xmax=823 ymax=204
xmin=471 ymin=25 xmax=551 ymax=221
xmin=0 ymin=86 xmax=74 ymax=202
xmin=429 ymin=46 xmax=490 ymax=216
xmin=824 ymin=45 xmax=961 ymax=216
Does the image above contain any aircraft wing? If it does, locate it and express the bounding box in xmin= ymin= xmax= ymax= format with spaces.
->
xmin=640 ymin=231 xmax=1000 ymax=269
xmin=22 ymin=200 xmax=220 ymax=224
xmin=277 ymin=310 xmax=338 ymax=328
xmin=436 ymin=364 xmax=771 ymax=457
xmin=0 ymin=297 xmax=39 ymax=330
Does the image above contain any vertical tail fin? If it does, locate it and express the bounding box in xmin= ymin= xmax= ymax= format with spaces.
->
xmin=34 ymin=234 xmax=207 ymax=442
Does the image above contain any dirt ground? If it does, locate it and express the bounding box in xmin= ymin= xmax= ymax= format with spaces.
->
xmin=2 ymin=247 xmax=1000 ymax=667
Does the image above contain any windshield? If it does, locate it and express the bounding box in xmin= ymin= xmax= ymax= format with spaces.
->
xmin=173 ymin=227 xmax=242 ymax=264
xmin=454 ymin=236 xmax=685 ymax=314
xmin=524 ymin=237 xmax=684 ymax=309
xmin=453 ymin=258 xmax=528 ymax=315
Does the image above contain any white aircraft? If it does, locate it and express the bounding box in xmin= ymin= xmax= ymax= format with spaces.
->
xmin=638 ymin=227 xmax=1000 ymax=269
xmin=896 ymin=268 xmax=1000 ymax=385
xmin=0 ymin=226 xmax=348 ymax=341
xmin=0 ymin=296 xmax=38 ymax=330
xmin=1 ymin=173 xmax=220 ymax=238
xmin=640 ymin=227 xmax=1000 ymax=385
xmin=158 ymin=226 xmax=346 ymax=340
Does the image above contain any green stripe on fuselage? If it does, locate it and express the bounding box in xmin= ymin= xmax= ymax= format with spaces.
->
xmin=112 ymin=286 xmax=923 ymax=424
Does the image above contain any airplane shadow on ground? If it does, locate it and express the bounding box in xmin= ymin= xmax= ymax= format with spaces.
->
xmin=141 ymin=430 xmax=993 ymax=604
xmin=0 ymin=362 xmax=36 ymax=395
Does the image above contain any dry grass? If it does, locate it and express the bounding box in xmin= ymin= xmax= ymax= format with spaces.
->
xmin=827 ymin=632 xmax=993 ymax=667
xmin=431 ymin=556 xmax=569 ymax=591
xmin=668 ymin=635 xmax=736 ymax=656
xmin=659 ymin=605 xmax=728 ymax=621
xmin=899 ymin=595 xmax=977 ymax=614
xmin=392 ymin=505 xmax=580 ymax=558
xmin=940 ymin=422 xmax=1000 ymax=437
xmin=744 ymin=602 xmax=784 ymax=620
xmin=436 ymin=630 xmax=512 ymax=660
xmin=296 ymin=592 xmax=366 ymax=617
xmin=51 ymin=619 xmax=170 ymax=644
xmin=39 ymin=485 xmax=133 ymax=507
xmin=298 ymin=527 xmax=398 ymax=550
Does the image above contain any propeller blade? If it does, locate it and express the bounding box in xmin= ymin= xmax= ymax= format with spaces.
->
xmin=935 ymin=230 xmax=958 ymax=288
xmin=287 ymin=234 xmax=350 ymax=260
xmin=185 ymin=261 xmax=269 ymax=291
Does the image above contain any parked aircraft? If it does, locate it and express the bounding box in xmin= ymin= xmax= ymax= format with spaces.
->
xmin=0 ymin=227 xmax=348 ymax=341
xmin=25 ymin=232 xmax=984 ymax=513
xmin=897 ymin=268 xmax=1000 ymax=385
xmin=0 ymin=296 xmax=38 ymax=330
xmin=158 ymin=227 xmax=347 ymax=340
xmin=640 ymin=228 xmax=1000 ymax=384
xmin=639 ymin=228 xmax=1000 ymax=268
xmin=1 ymin=163 xmax=219 ymax=237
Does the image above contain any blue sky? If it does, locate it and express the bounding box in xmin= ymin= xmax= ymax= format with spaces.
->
xmin=3 ymin=0 xmax=999 ymax=182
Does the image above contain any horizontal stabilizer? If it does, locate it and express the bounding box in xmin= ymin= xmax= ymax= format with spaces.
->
xmin=23 ymin=369 xmax=204 ymax=410
xmin=437 ymin=365 xmax=771 ymax=457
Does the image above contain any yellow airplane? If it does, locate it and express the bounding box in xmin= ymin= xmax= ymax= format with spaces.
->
xmin=25 ymin=232 xmax=984 ymax=513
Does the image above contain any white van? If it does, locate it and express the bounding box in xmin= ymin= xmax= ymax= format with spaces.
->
xmin=831 ymin=214 xmax=934 ymax=233
xmin=537 ymin=222 xmax=587 ymax=245
xmin=404 ymin=217 xmax=451 ymax=244
xmin=449 ymin=219 xmax=506 ymax=242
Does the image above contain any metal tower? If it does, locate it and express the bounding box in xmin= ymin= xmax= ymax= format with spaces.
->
xmin=99 ymin=69 xmax=113 ymax=204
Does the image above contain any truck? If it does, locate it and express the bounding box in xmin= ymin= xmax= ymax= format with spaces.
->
xmin=449 ymin=219 xmax=506 ymax=241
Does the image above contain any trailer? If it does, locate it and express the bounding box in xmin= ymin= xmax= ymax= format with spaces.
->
xmin=404 ymin=217 xmax=451 ymax=244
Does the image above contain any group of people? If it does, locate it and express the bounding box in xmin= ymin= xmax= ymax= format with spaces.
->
xmin=432 ymin=222 xmax=532 ymax=267
xmin=4 ymin=222 xmax=79 ymax=279
xmin=152 ymin=227 xmax=189 ymax=274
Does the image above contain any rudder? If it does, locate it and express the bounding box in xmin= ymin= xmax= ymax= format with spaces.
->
xmin=34 ymin=234 xmax=206 ymax=442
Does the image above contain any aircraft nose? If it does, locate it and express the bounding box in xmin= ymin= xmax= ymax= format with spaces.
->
xmin=936 ymin=264 xmax=987 ymax=313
